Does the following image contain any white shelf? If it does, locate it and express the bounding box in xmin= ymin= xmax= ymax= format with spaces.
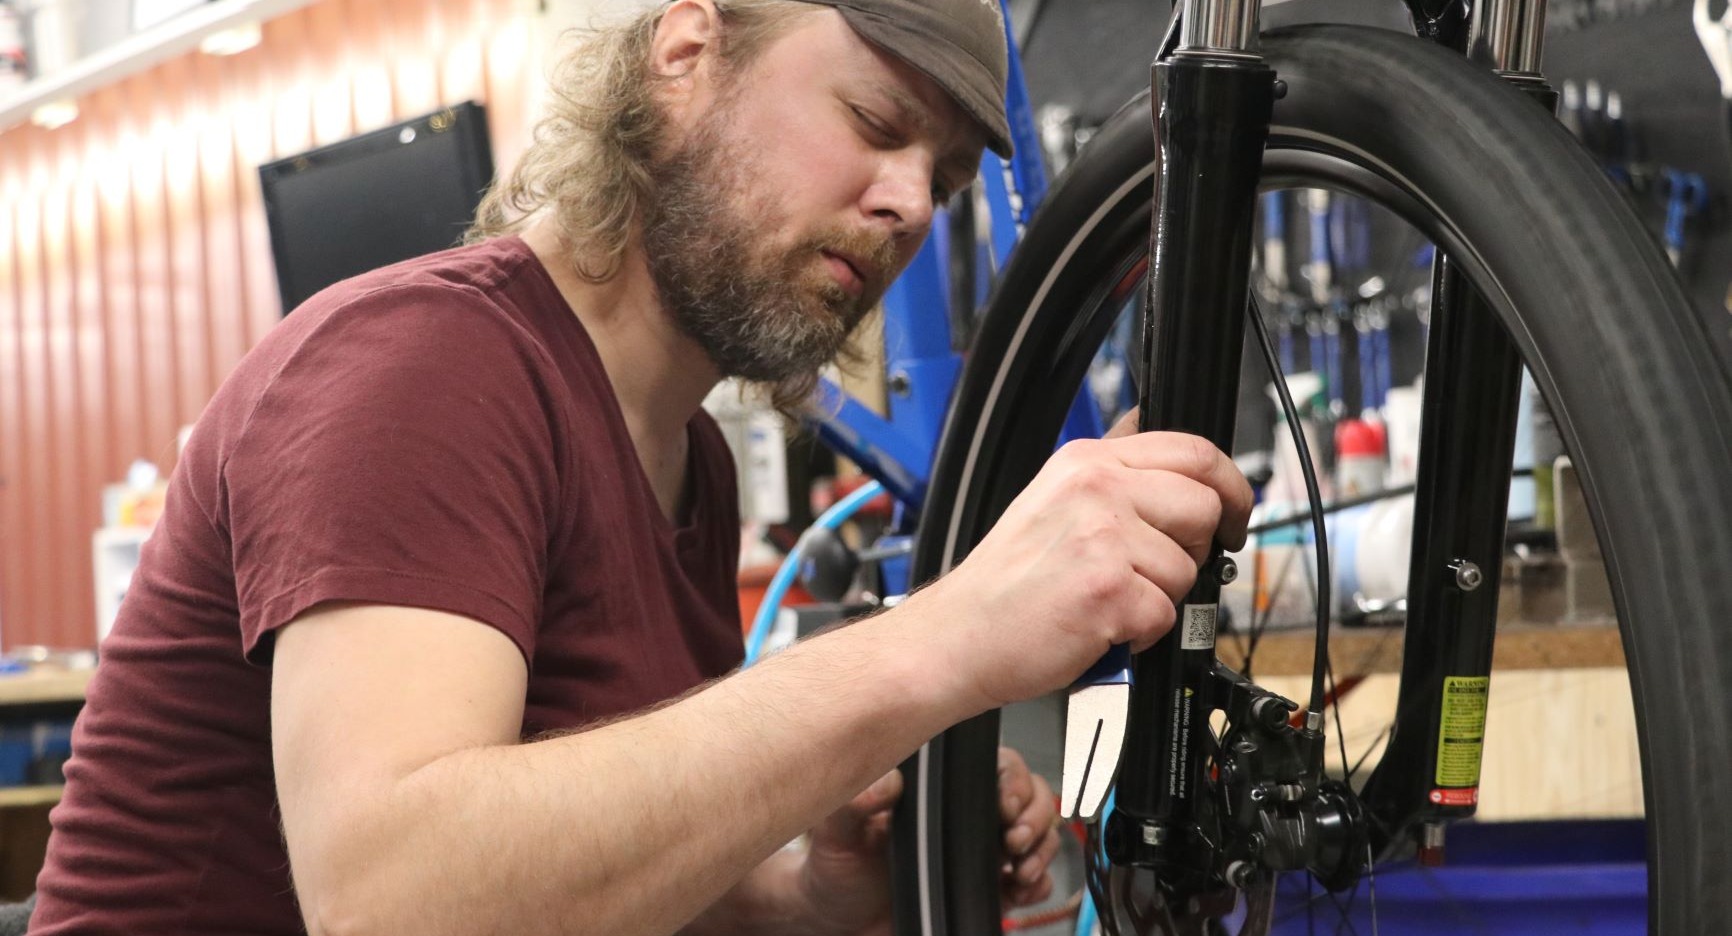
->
xmin=0 ymin=0 xmax=316 ymax=132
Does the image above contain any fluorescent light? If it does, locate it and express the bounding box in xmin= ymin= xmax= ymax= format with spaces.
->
xmin=30 ymin=100 xmax=79 ymax=130
xmin=199 ymin=22 xmax=261 ymax=56
xmin=132 ymin=0 xmax=208 ymax=32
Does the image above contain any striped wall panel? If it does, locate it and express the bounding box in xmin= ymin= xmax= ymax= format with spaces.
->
xmin=0 ymin=0 xmax=543 ymax=649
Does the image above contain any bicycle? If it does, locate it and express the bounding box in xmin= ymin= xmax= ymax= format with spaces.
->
xmin=881 ymin=1 xmax=1732 ymax=934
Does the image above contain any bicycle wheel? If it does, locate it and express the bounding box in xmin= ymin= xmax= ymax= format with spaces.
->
xmin=892 ymin=23 xmax=1732 ymax=936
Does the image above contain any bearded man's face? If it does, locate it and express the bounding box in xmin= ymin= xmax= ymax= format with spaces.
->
xmin=634 ymin=9 xmax=985 ymax=389
xmin=640 ymin=95 xmax=897 ymax=385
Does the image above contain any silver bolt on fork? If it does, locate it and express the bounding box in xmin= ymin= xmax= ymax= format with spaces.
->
xmin=1448 ymin=559 xmax=1484 ymax=591
xmin=1215 ymin=556 xmax=1240 ymax=585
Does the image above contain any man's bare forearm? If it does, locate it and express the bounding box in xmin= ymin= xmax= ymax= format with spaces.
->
xmin=305 ymin=605 xmax=969 ymax=936
xmin=677 ymin=849 xmax=812 ymax=936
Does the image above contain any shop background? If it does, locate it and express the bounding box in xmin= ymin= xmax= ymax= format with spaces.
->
xmin=0 ymin=0 xmax=574 ymax=650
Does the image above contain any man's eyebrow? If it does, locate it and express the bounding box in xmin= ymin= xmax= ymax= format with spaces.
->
xmin=872 ymin=81 xmax=935 ymax=135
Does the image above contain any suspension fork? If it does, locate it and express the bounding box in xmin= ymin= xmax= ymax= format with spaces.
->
xmin=1359 ymin=0 xmax=1558 ymax=857
xmin=1104 ymin=0 xmax=1277 ymax=885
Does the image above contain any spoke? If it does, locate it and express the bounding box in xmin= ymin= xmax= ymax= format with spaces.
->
xmin=1298 ymin=538 xmax=1319 ymax=614
xmin=1331 ymin=869 xmax=1366 ymax=936
xmin=1346 ymin=724 xmax=1390 ymax=785
xmin=1344 ymin=626 xmax=1400 ymax=679
xmin=1307 ymin=874 xmax=1317 ymax=936
xmin=1226 ymin=548 xmax=1262 ymax=678
xmin=1325 ymin=661 xmax=1352 ymax=779
xmin=1323 ymin=870 xmax=1364 ymax=936
xmin=1322 ymin=887 xmax=1361 ymax=936
xmin=1365 ymin=842 xmax=1380 ymax=936
xmin=1409 ymin=864 xmax=1499 ymax=936
xmin=1271 ymin=881 xmax=1341 ymax=928
xmin=1244 ymin=546 xmax=1298 ymax=677
xmin=1227 ymin=619 xmax=1251 ymax=674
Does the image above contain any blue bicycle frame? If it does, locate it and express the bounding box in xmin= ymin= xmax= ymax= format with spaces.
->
xmin=806 ymin=2 xmax=1059 ymax=521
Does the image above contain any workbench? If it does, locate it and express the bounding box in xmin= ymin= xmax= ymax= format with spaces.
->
xmin=0 ymin=667 xmax=91 ymax=900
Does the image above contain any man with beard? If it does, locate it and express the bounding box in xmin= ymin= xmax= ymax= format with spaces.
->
xmin=30 ymin=1 xmax=1252 ymax=934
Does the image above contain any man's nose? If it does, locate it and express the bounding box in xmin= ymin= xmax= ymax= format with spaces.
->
xmin=862 ymin=154 xmax=937 ymax=241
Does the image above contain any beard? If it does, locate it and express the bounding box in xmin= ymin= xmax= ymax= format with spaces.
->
xmin=639 ymin=105 xmax=898 ymax=387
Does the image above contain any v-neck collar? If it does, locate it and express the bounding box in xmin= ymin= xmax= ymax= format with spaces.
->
xmin=508 ymin=237 xmax=710 ymax=543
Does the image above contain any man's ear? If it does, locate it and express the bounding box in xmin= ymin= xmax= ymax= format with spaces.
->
xmin=648 ymin=0 xmax=723 ymax=132
xmin=650 ymin=0 xmax=722 ymax=83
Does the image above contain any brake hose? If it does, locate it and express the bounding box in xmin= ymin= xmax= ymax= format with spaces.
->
xmin=1246 ymin=293 xmax=1332 ymax=717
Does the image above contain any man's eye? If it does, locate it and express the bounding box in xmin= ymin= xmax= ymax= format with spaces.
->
xmin=851 ymin=106 xmax=897 ymax=142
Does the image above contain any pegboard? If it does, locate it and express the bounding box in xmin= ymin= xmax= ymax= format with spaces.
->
xmin=1544 ymin=2 xmax=1732 ymax=320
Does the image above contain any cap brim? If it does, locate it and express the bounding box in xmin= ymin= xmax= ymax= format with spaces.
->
xmin=835 ymin=9 xmax=1015 ymax=159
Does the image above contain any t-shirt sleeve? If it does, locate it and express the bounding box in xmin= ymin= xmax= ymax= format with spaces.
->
xmin=221 ymin=284 xmax=567 ymax=666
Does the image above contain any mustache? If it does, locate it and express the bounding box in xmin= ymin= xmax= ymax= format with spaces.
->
xmin=803 ymin=227 xmax=899 ymax=290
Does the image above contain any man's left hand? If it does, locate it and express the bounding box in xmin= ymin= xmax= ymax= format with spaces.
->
xmin=796 ymin=747 xmax=1061 ymax=936
xmin=995 ymin=747 xmax=1060 ymax=908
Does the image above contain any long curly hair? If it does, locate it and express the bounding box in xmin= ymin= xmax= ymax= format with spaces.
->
xmin=467 ymin=1 xmax=814 ymax=283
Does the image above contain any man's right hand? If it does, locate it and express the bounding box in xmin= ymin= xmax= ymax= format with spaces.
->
xmin=901 ymin=431 xmax=1252 ymax=714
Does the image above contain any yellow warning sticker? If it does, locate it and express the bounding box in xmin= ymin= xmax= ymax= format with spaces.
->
xmin=1435 ymin=676 xmax=1490 ymax=788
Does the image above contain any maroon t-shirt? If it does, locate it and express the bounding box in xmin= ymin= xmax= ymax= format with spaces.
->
xmin=31 ymin=237 xmax=744 ymax=933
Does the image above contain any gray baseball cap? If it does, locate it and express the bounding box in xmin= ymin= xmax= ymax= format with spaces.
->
xmin=794 ymin=0 xmax=1014 ymax=157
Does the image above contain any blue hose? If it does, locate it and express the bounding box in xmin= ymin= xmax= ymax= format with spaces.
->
xmin=744 ymin=480 xmax=886 ymax=665
xmin=1075 ymin=894 xmax=1097 ymax=936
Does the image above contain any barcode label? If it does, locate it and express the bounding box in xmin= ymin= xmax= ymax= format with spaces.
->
xmin=1180 ymin=604 xmax=1218 ymax=650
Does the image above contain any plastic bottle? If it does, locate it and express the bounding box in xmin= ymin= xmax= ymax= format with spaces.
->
xmin=1333 ymin=416 xmax=1387 ymax=499
xmin=1528 ymin=379 xmax=1565 ymax=529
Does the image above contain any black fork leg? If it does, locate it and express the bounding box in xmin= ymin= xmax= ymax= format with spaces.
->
xmin=1358 ymin=0 xmax=1559 ymax=856
xmin=1354 ymin=261 xmax=1524 ymax=852
xmin=1105 ymin=37 xmax=1276 ymax=889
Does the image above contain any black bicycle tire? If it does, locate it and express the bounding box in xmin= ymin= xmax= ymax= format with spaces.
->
xmin=892 ymin=24 xmax=1732 ymax=936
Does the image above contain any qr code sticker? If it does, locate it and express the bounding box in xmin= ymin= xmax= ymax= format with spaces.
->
xmin=1181 ymin=604 xmax=1218 ymax=650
